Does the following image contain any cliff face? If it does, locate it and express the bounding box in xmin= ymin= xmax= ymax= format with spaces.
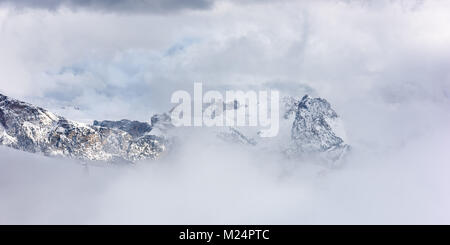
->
xmin=0 ymin=94 xmax=166 ymax=163
xmin=209 ymin=94 xmax=350 ymax=165
xmin=288 ymin=95 xmax=350 ymax=163
xmin=0 ymin=92 xmax=349 ymax=166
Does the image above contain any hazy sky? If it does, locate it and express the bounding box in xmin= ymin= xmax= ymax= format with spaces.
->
xmin=0 ymin=0 xmax=448 ymax=121
xmin=0 ymin=0 xmax=450 ymax=224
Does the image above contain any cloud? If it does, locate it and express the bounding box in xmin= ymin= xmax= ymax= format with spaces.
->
xmin=0 ymin=0 xmax=214 ymax=14
xmin=1 ymin=0 xmax=450 ymax=224
xmin=1 ymin=0 xmax=449 ymax=124
xmin=1 ymin=118 xmax=450 ymax=224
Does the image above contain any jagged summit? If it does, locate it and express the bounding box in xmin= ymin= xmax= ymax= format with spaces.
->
xmin=0 ymin=93 xmax=166 ymax=163
xmin=287 ymin=94 xmax=350 ymax=164
xmin=215 ymin=94 xmax=350 ymax=165
xmin=93 ymin=119 xmax=152 ymax=138
xmin=292 ymin=95 xmax=341 ymax=149
xmin=0 ymin=92 xmax=349 ymax=166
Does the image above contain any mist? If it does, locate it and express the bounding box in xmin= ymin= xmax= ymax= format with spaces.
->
xmin=1 ymin=105 xmax=449 ymax=224
xmin=1 ymin=0 xmax=450 ymax=224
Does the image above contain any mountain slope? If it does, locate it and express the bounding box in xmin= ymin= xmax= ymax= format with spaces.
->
xmin=287 ymin=95 xmax=350 ymax=164
xmin=0 ymin=92 xmax=349 ymax=166
xmin=214 ymin=94 xmax=350 ymax=165
xmin=0 ymin=93 xmax=166 ymax=163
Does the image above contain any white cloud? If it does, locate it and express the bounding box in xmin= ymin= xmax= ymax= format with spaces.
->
xmin=1 ymin=122 xmax=450 ymax=224
xmin=0 ymin=0 xmax=450 ymax=224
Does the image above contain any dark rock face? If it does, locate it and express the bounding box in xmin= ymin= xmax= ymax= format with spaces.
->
xmin=0 ymin=93 xmax=166 ymax=163
xmin=150 ymin=113 xmax=174 ymax=132
xmin=215 ymin=94 xmax=350 ymax=164
xmin=127 ymin=135 xmax=166 ymax=160
xmin=0 ymin=107 xmax=7 ymax=129
xmin=93 ymin=119 xmax=152 ymax=138
xmin=0 ymin=91 xmax=350 ymax=166
xmin=289 ymin=95 xmax=350 ymax=163
xmin=292 ymin=95 xmax=342 ymax=150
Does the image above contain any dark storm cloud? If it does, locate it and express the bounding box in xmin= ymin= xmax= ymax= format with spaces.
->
xmin=0 ymin=0 xmax=214 ymax=13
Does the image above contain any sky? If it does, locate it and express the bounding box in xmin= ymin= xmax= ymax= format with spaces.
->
xmin=0 ymin=0 xmax=450 ymax=224
xmin=0 ymin=0 xmax=448 ymax=121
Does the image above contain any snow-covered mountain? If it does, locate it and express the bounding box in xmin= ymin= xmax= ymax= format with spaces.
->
xmin=0 ymin=93 xmax=166 ymax=163
xmin=285 ymin=95 xmax=350 ymax=165
xmin=0 ymin=92 xmax=349 ymax=165
xmin=214 ymin=95 xmax=350 ymax=166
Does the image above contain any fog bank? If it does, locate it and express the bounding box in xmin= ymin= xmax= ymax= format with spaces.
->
xmin=1 ymin=118 xmax=449 ymax=224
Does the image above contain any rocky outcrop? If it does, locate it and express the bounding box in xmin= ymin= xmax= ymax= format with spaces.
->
xmin=0 ymin=93 xmax=166 ymax=163
xmin=0 ymin=92 xmax=349 ymax=166
xmin=287 ymin=95 xmax=350 ymax=163
xmin=214 ymin=94 xmax=350 ymax=164
xmin=93 ymin=119 xmax=152 ymax=138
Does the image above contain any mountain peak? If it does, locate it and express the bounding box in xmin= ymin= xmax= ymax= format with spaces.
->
xmin=289 ymin=95 xmax=349 ymax=164
xmin=0 ymin=92 xmax=350 ymax=166
xmin=0 ymin=94 xmax=166 ymax=163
